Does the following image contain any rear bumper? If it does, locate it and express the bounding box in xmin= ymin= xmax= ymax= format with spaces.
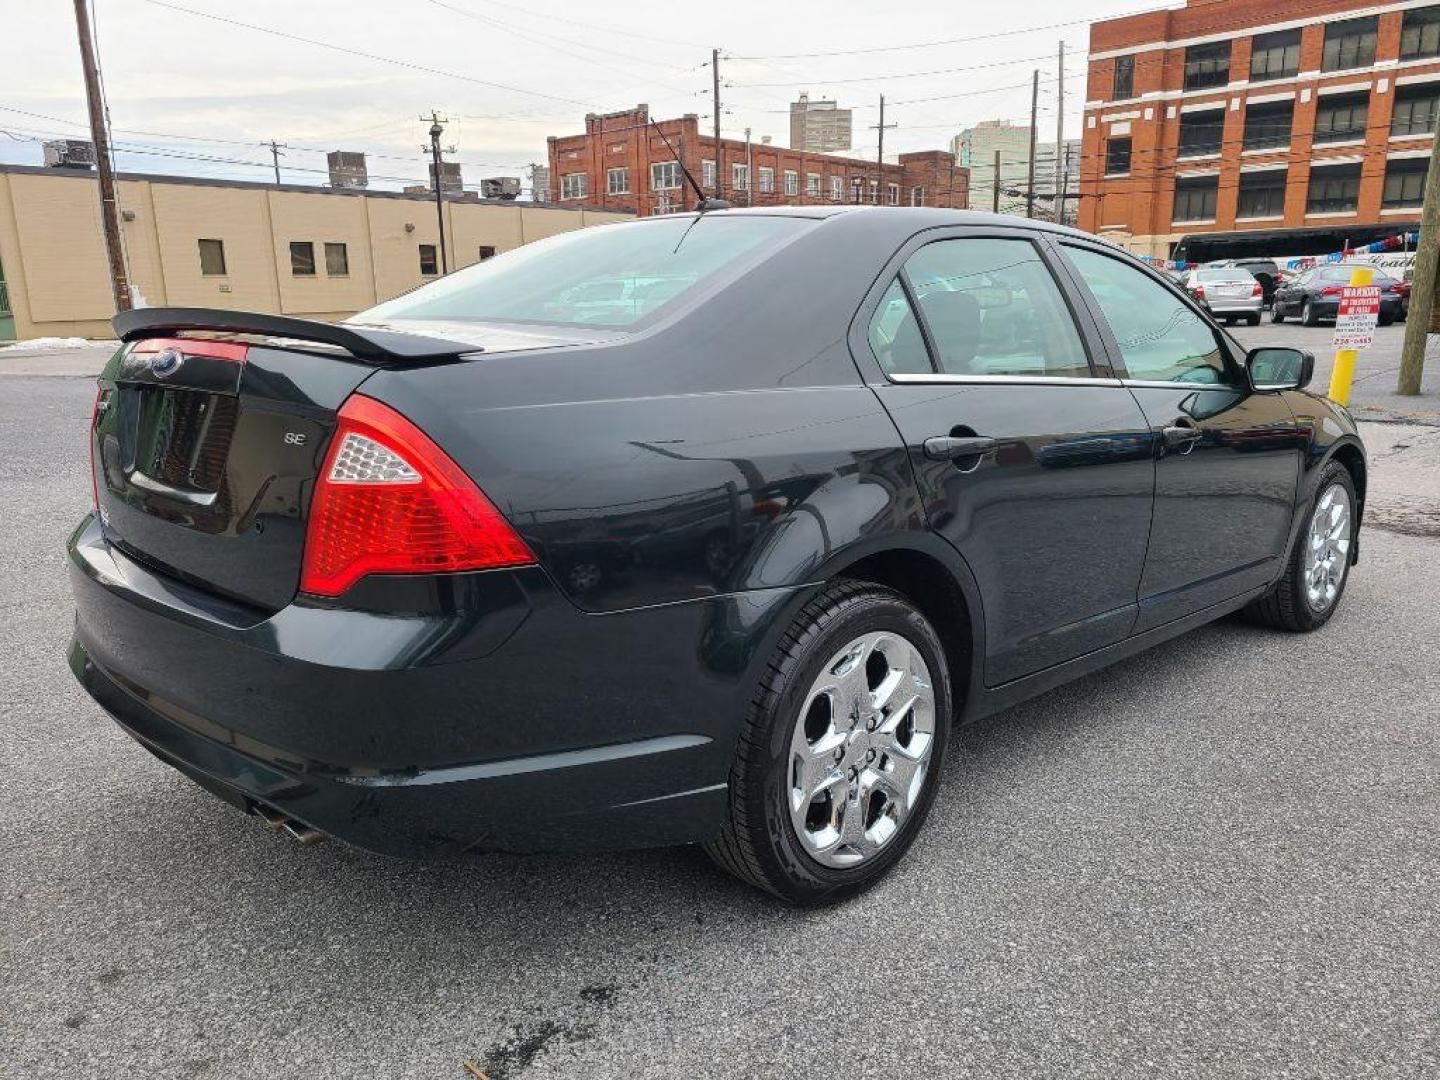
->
xmin=1203 ymin=296 xmax=1263 ymax=316
xmin=67 ymin=515 xmax=793 ymax=857
xmin=1302 ymin=296 xmax=1403 ymax=320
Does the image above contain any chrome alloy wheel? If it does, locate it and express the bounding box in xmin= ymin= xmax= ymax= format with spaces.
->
xmin=787 ymin=631 xmax=937 ymax=868
xmin=1304 ymin=483 xmax=1352 ymax=612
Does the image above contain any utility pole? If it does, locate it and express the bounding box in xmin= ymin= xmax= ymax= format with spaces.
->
xmin=1054 ymin=42 xmax=1065 ymax=223
xmin=72 ymin=0 xmax=130 ymax=312
xmin=745 ymin=126 xmax=753 ymax=207
xmin=712 ymin=47 xmax=723 ymax=199
xmin=1026 ymin=69 xmax=1040 ymax=219
xmin=1398 ymin=110 xmax=1440 ymax=394
xmin=422 ymin=112 xmax=453 ymax=275
xmin=871 ymin=94 xmax=896 ymax=205
xmin=264 ymin=140 xmax=288 ymax=185
xmin=992 ymin=149 xmax=1001 ymax=213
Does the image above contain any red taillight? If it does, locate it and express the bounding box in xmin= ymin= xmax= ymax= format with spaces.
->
xmin=1192 ymin=285 xmax=1205 ymax=299
xmin=1251 ymin=282 xmax=1263 ymax=297
xmin=1320 ymin=285 xmax=1343 ymax=296
xmin=299 ymin=394 xmax=534 ymax=597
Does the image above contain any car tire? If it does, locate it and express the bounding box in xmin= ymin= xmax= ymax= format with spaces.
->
xmin=1379 ymin=314 xmax=1395 ymax=327
xmin=705 ymin=580 xmax=952 ymax=905
xmin=1301 ymin=300 xmax=1320 ymax=327
xmin=1270 ymin=303 xmax=1285 ymax=323
xmin=1243 ymin=461 xmax=1357 ymax=633
xmin=1246 ymin=313 xmax=1261 ymax=326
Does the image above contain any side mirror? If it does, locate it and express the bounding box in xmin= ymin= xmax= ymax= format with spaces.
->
xmin=1247 ymin=346 xmax=1313 ymax=391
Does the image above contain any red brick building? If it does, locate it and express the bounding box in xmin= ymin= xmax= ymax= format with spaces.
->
xmin=547 ymin=106 xmax=967 ymax=216
xmin=1079 ymin=0 xmax=1440 ymax=261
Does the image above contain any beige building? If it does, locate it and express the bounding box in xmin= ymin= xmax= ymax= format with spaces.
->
xmin=789 ymin=94 xmax=853 ymax=154
xmin=0 ymin=164 xmax=630 ymax=341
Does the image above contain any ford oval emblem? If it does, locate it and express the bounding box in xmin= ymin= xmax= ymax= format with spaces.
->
xmin=150 ymin=348 xmax=184 ymax=378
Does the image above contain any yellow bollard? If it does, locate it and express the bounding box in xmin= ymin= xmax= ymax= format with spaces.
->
xmin=1327 ymin=266 xmax=1374 ymax=406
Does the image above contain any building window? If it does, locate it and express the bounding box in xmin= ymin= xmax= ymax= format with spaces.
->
xmin=606 ymin=167 xmax=629 ymax=195
xmin=702 ymin=159 xmax=716 ymax=188
xmin=1250 ymin=29 xmax=1301 ymax=82
xmin=783 ymin=170 xmax=798 ymax=196
xmin=758 ymin=166 xmax=774 ymax=193
xmin=197 ymin=238 xmax=226 ymax=276
xmin=1183 ymin=41 xmax=1231 ymax=91
xmin=807 ymin=173 xmax=821 ymax=196
xmin=1243 ymin=100 xmax=1294 ymax=150
xmin=1307 ymin=163 xmax=1362 ymax=213
xmin=1113 ymin=55 xmax=1134 ymax=100
xmin=419 ymin=243 xmax=439 ymax=275
xmin=1392 ymin=85 xmax=1440 ymax=137
xmin=1172 ymin=176 xmax=1218 ymax=222
xmin=478 ymin=246 xmax=496 ymax=261
xmin=1383 ymin=157 xmax=1428 ymax=208
xmin=1178 ymin=109 xmax=1224 ymax=158
xmin=1313 ymin=92 xmax=1369 ymax=144
xmin=289 ymin=241 xmax=316 ymax=276
xmin=910 ymin=186 xmax=925 ymax=206
xmin=830 ymin=175 xmax=843 ymax=200
xmin=1236 ymin=170 xmax=1287 ymax=218
xmin=1323 ymin=17 xmax=1377 ymax=72
xmin=560 ymin=172 xmax=587 ymax=200
xmin=651 ymin=161 xmax=681 ymax=190
xmin=732 ymin=163 xmax=749 ymax=191
xmin=869 ymin=180 xmax=879 ymax=201
xmin=324 ymin=242 xmax=348 ymax=276
xmin=1401 ymin=7 xmax=1440 ymax=61
xmin=1104 ymin=137 xmax=1132 ymax=175
xmin=887 ymin=183 xmax=899 ymax=205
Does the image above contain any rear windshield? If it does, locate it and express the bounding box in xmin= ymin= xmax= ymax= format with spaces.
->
xmin=1195 ymin=269 xmax=1255 ymax=282
xmin=358 ymin=215 xmax=811 ymax=328
xmin=1318 ymin=266 xmax=1395 ymax=284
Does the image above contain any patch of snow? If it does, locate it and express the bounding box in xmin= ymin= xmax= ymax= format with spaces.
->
xmin=0 ymin=337 xmax=120 ymax=352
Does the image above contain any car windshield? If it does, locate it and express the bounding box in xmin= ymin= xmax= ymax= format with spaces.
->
xmin=357 ymin=214 xmax=813 ymax=328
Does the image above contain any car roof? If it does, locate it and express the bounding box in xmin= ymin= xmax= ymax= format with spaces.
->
xmin=653 ymin=204 xmax=1097 ymax=240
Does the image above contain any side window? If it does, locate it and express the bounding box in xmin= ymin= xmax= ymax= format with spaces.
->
xmin=902 ymin=238 xmax=1091 ymax=378
xmin=867 ymin=280 xmax=933 ymax=376
xmin=1064 ymin=245 xmax=1228 ymax=384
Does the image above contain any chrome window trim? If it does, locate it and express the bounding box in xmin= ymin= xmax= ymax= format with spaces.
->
xmin=1120 ymin=378 xmax=1235 ymax=389
xmin=886 ymin=373 xmax=1124 ymax=387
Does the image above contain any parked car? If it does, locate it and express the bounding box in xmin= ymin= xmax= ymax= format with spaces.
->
xmin=1183 ymin=267 xmax=1264 ymax=325
xmin=71 ymin=208 xmax=1366 ymax=904
xmin=1207 ymin=258 xmax=1281 ymax=306
xmin=1393 ymin=276 xmax=1412 ymax=320
xmin=1271 ymin=264 xmax=1404 ymax=326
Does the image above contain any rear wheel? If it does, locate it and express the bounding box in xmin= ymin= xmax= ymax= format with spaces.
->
xmin=705 ymin=581 xmax=951 ymax=904
xmin=1246 ymin=313 xmax=1261 ymax=326
xmin=1244 ymin=462 xmax=1356 ymax=632
xmin=1301 ymin=300 xmax=1320 ymax=327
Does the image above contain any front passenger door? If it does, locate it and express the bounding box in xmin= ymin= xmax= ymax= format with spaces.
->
xmin=1058 ymin=243 xmax=1304 ymax=631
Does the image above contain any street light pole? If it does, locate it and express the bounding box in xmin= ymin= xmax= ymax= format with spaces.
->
xmin=423 ymin=112 xmax=451 ymax=275
xmin=72 ymin=0 xmax=130 ymax=312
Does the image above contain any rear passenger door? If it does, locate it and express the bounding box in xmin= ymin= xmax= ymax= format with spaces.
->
xmin=1055 ymin=241 xmax=1304 ymax=631
xmin=855 ymin=228 xmax=1156 ymax=687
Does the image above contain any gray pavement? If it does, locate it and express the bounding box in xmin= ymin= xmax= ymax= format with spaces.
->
xmin=2 ymin=375 xmax=1437 ymax=1079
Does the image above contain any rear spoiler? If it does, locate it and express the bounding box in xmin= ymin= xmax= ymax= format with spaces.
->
xmin=113 ymin=307 xmax=482 ymax=363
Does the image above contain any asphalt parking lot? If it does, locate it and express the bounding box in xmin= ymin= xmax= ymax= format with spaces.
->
xmin=2 ymin=348 xmax=1438 ymax=1078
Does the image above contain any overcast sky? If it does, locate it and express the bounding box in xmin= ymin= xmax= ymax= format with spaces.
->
xmin=1 ymin=0 xmax=1158 ymax=194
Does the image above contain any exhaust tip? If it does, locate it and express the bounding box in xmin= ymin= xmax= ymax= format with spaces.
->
xmin=252 ymin=804 xmax=288 ymax=831
xmin=281 ymin=819 xmax=328 ymax=847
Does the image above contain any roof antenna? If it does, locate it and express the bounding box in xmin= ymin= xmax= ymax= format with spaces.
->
xmin=649 ymin=120 xmax=730 ymax=213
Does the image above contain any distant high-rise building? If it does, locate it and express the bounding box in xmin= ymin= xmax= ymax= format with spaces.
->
xmin=1033 ymin=139 xmax=1083 ymax=224
xmin=952 ymin=120 xmax=1033 ymax=214
xmin=326 ymin=151 xmax=368 ymax=189
xmin=428 ymin=160 xmax=463 ymax=196
xmin=790 ymin=93 xmax=852 ymax=153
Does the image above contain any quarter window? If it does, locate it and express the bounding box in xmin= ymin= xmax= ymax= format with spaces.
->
xmin=1251 ymin=29 xmax=1301 ymax=81
xmin=867 ymin=279 xmax=932 ymax=376
xmin=1063 ymin=246 xmax=1226 ymax=384
xmin=899 ymin=238 xmax=1091 ymax=379
xmin=1323 ymin=17 xmax=1377 ymax=72
xmin=289 ymin=241 xmax=316 ymax=276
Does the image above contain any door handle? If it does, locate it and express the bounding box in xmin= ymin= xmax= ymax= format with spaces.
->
xmin=1161 ymin=425 xmax=1203 ymax=453
xmin=923 ymin=435 xmax=999 ymax=461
